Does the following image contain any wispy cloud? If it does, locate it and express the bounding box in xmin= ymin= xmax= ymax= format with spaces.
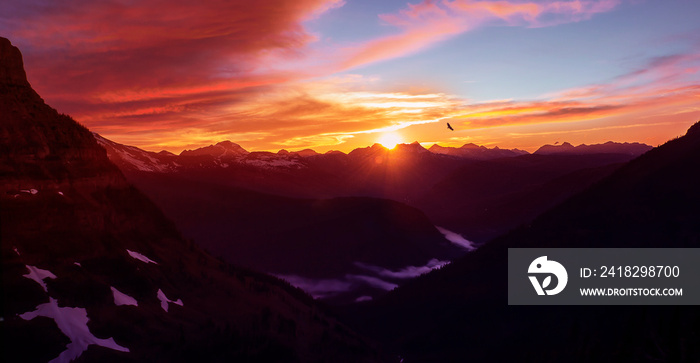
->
xmin=277 ymin=273 xmax=397 ymax=299
xmin=276 ymin=274 xmax=352 ymax=299
xmin=335 ymin=0 xmax=619 ymax=70
xmin=278 ymin=258 xmax=448 ymax=299
xmin=347 ymin=275 xmax=399 ymax=291
xmin=1 ymin=0 xmax=345 ymax=149
xmin=446 ymin=49 xmax=700 ymax=130
xmin=244 ymin=48 xmax=700 ymax=151
xmin=355 ymin=258 xmax=450 ymax=279
xmin=2 ymin=0 xmax=697 ymax=153
xmin=436 ymin=227 xmax=477 ymax=250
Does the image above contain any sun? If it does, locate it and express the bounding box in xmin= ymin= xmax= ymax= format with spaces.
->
xmin=377 ymin=133 xmax=403 ymax=149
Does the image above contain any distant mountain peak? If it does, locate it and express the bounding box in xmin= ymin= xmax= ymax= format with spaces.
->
xmin=370 ymin=143 xmax=388 ymax=150
xmin=395 ymin=142 xmax=429 ymax=153
xmin=534 ymin=141 xmax=652 ymax=156
xmin=429 ymin=143 xmax=528 ymax=160
xmin=294 ymin=149 xmax=320 ymax=157
xmin=215 ymin=140 xmax=242 ymax=149
xmin=460 ymin=143 xmax=483 ymax=149
xmin=325 ymin=150 xmax=345 ymax=155
xmin=180 ymin=140 xmax=248 ymax=158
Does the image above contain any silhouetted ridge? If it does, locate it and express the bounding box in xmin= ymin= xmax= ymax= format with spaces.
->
xmin=686 ymin=120 xmax=700 ymax=137
xmin=347 ymin=119 xmax=700 ymax=361
xmin=534 ymin=140 xmax=652 ymax=156
xmin=0 ymin=38 xmax=123 ymax=192
xmin=1 ymin=37 xmax=379 ymax=362
xmin=0 ymin=37 xmax=29 ymax=87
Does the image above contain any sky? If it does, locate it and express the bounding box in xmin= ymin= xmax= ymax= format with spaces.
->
xmin=2 ymin=0 xmax=699 ymax=153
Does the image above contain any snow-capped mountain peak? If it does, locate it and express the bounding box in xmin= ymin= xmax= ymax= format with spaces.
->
xmin=180 ymin=140 xmax=248 ymax=158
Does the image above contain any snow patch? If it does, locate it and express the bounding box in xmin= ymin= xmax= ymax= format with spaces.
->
xmin=280 ymin=273 xmax=398 ymax=299
xmin=126 ymin=249 xmax=158 ymax=264
xmin=74 ymin=262 xmax=81 ymax=267
xmin=13 ymin=246 xmax=20 ymax=256
xmin=111 ymin=287 xmax=138 ymax=307
xmin=157 ymin=289 xmax=183 ymax=312
xmin=242 ymin=155 xmax=305 ymax=169
xmin=355 ymin=295 xmax=373 ymax=303
xmin=23 ymin=265 xmax=56 ymax=292
xmin=58 ymin=191 xmax=64 ymax=196
xmin=20 ymin=189 xmax=38 ymax=195
xmin=437 ymin=226 xmax=476 ymax=250
xmin=118 ymin=150 xmax=158 ymax=172
xmin=20 ymin=297 xmax=129 ymax=362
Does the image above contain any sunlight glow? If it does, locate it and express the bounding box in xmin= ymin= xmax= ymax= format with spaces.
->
xmin=377 ymin=133 xmax=403 ymax=149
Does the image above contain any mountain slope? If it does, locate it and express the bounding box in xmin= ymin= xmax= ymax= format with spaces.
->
xmin=99 ymin=133 xmax=650 ymax=244
xmin=416 ymin=152 xmax=642 ymax=241
xmin=110 ymin=164 xmax=465 ymax=304
xmin=0 ymin=37 xmax=378 ymax=362
xmin=98 ymin=135 xmax=470 ymax=304
xmin=347 ymin=120 xmax=700 ymax=362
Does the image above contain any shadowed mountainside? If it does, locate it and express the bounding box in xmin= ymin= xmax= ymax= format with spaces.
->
xmin=0 ymin=37 xmax=380 ymax=362
xmin=344 ymin=120 xmax=700 ymax=362
xmin=111 ymin=165 xmax=464 ymax=304
xmin=415 ymin=152 xmax=641 ymax=242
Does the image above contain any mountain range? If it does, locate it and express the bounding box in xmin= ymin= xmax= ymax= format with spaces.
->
xmin=96 ymin=130 xmax=652 ymax=303
xmin=97 ymin=133 xmax=652 ymax=244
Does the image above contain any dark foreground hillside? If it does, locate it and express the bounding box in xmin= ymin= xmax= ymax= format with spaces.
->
xmin=346 ymin=120 xmax=700 ymax=362
xmin=0 ymin=37 xmax=380 ymax=362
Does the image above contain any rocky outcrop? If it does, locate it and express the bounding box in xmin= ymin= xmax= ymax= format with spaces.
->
xmin=0 ymin=37 xmax=127 ymax=196
xmin=0 ymin=37 xmax=28 ymax=87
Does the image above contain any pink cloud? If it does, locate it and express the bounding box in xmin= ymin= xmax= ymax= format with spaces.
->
xmin=3 ymin=0 xmax=696 ymax=155
xmin=2 ymin=0 xmax=343 ymax=114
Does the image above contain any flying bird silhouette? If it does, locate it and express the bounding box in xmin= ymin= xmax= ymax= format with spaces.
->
xmin=447 ymin=122 xmax=454 ymax=131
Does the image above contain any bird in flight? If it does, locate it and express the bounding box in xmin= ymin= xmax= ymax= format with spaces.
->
xmin=447 ymin=122 xmax=454 ymax=131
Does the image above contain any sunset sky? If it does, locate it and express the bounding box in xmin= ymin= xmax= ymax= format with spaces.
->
xmin=2 ymin=0 xmax=699 ymax=153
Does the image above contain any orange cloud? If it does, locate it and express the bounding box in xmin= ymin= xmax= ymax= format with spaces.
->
xmin=4 ymin=0 xmax=344 ymax=119
xmin=3 ymin=0 xmax=697 ymax=155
